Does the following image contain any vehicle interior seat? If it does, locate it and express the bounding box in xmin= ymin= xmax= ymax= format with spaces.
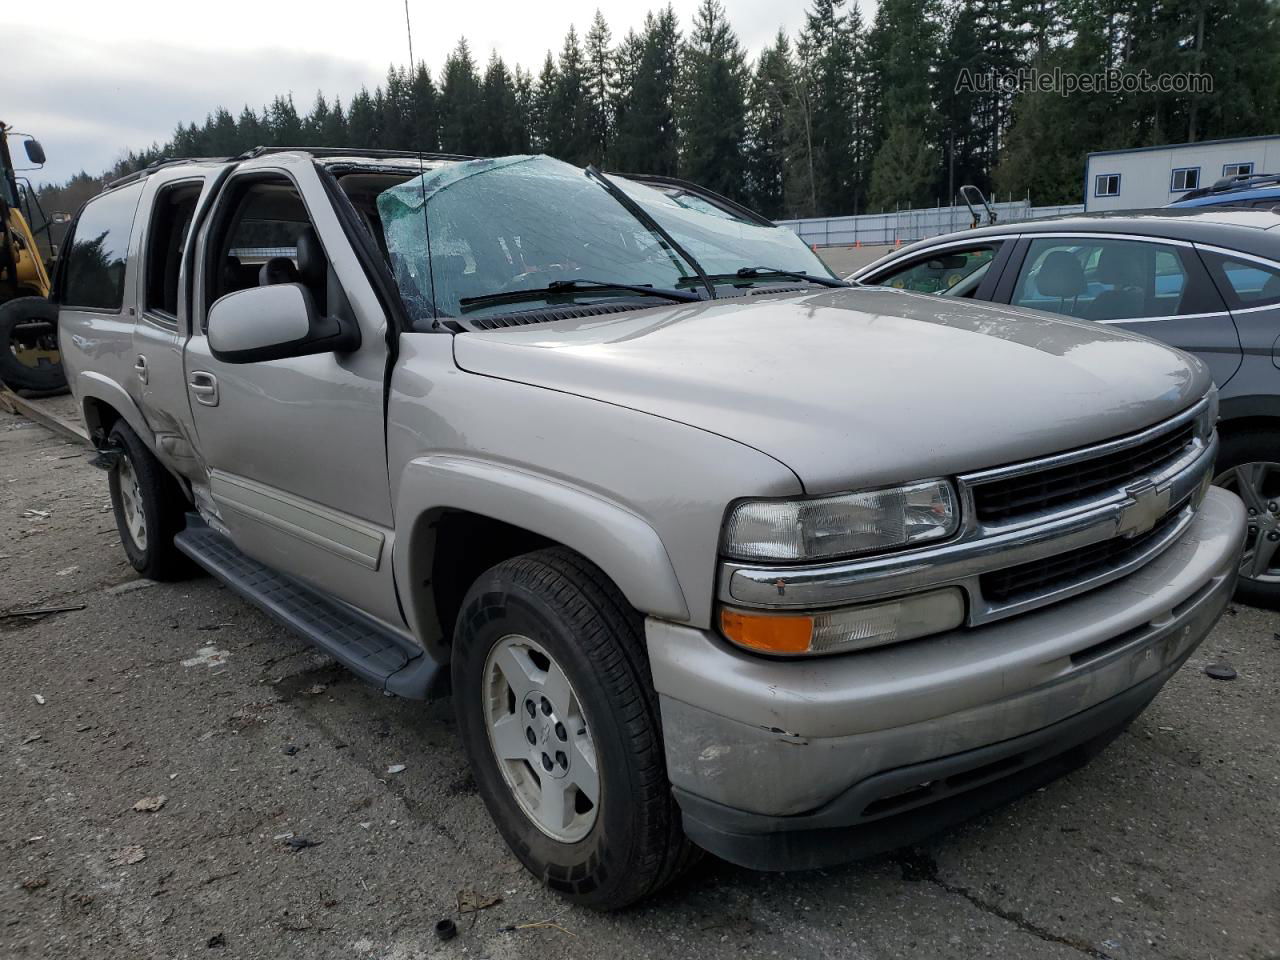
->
xmin=1034 ymin=250 xmax=1086 ymax=315
xmin=258 ymin=257 xmax=299 ymax=286
xmin=1089 ymin=246 xmax=1149 ymax=319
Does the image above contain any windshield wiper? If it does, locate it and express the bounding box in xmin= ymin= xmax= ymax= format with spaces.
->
xmin=585 ymin=165 xmax=718 ymax=300
xmin=457 ymin=278 xmax=701 ymax=313
xmin=726 ymin=266 xmax=851 ymax=288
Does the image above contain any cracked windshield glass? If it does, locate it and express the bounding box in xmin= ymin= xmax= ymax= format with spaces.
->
xmin=377 ymin=154 xmax=831 ymax=325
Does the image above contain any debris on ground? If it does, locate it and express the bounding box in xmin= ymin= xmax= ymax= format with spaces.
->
xmin=499 ymin=919 xmax=577 ymax=937
xmin=282 ymin=744 xmax=299 ymax=756
xmin=206 ymin=932 xmax=225 ymax=948
xmin=457 ymin=889 xmax=503 ymax=915
xmin=305 ymin=683 xmax=327 ymax=696
xmin=2 ymin=603 xmax=85 ymax=621
xmin=181 ymin=646 xmax=229 ymax=668
xmin=385 ymin=763 xmax=407 ymax=775
xmin=107 ymin=845 xmax=147 ymax=867
xmin=1205 ymin=663 xmax=1238 ymax=681
xmin=434 ymin=918 xmax=457 ymax=941
xmin=32 ymin=694 xmax=46 ymax=705
xmin=282 ymin=836 xmax=322 ymax=851
xmin=20 ymin=876 xmax=48 ymax=892
xmin=133 ymin=795 xmax=168 ymax=813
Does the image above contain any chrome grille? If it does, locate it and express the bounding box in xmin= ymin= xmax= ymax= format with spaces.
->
xmin=972 ymin=421 xmax=1196 ymax=524
xmin=980 ymin=502 xmax=1188 ymax=606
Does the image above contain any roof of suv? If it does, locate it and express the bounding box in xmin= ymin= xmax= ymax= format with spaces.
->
xmin=926 ymin=207 xmax=1280 ymax=260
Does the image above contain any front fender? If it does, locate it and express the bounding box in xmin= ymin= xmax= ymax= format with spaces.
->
xmin=394 ymin=454 xmax=690 ymax=649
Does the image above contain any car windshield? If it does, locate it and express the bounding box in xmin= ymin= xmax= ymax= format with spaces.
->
xmin=376 ymin=154 xmax=831 ymax=326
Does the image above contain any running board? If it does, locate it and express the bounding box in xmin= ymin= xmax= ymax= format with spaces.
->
xmin=174 ymin=517 xmax=446 ymax=700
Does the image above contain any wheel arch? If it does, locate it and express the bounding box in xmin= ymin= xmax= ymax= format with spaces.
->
xmin=394 ymin=455 xmax=690 ymax=660
xmin=77 ymin=372 xmax=152 ymax=450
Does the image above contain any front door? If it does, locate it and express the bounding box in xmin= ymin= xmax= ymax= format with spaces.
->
xmin=184 ymin=162 xmax=402 ymax=627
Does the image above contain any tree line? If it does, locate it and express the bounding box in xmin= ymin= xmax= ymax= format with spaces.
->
xmin=38 ymin=0 xmax=1280 ymax=222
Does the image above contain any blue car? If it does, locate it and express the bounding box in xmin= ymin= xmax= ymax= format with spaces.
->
xmin=1168 ymin=173 xmax=1280 ymax=211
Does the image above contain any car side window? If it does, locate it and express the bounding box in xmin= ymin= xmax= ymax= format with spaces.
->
xmin=869 ymin=244 xmax=1001 ymax=296
xmin=1011 ymin=237 xmax=1193 ymax=322
xmin=205 ymin=178 xmax=331 ymax=328
xmin=1203 ymin=253 xmax=1280 ymax=308
xmin=143 ymin=180 xmax=203 ymax=321
xmin=59 ymin=182 xmax=145 ymax=311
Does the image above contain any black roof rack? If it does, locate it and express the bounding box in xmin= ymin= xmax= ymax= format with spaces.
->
xmin=1182 ymin=171 xmax=1280 ymax=201
xmin=236 ymin=145 xmax=477 ymax=162
xmin=106 ymin=155 xmax=233 ymax=189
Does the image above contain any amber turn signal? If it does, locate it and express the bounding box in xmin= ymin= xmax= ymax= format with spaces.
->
xmin=720 ymin=608 xmax=814 ymax=654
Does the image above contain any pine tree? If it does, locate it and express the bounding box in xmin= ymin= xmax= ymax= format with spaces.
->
xmin=797 ymin=0 xmax=863 ymax=214
xmin=439 ymin=39 xmax=483 ymax=154
xmin=745 ymin=32 xmax=794 ymax=218
xmin=546 ymin=26 xmax=592 ymax=164
xmin=267 ymin=94 xmax=304 ymax=145
xmin=613 ymin=6 xmax=681 ymax=175
xmin=479 ymin=53 xmax=525 ymax=156
xmin=532 ymin=53 xmax=559 ymax=152
xmin=237 ymin=106 xmax=263 ymax=150
xmin=409 ymin=65 xmax=440 ymax=152
xmin=304 ymin=93 xmax=331 ymax=145
xmin=678 ymin=0 xmax=748 ymax=200
xmin=584 ymin=11 xmax=616 ymax=164
xmin=347 ymin=87 xmax=380 ymax=146
xmin=381 ymin=65 xmax=411 ymax=149
xmin=324 ymin=97 xmax=349 ymax=147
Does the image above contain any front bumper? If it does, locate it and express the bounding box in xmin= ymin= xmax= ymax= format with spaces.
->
xmin=648 ymin=486 xmax=1244 ymax=871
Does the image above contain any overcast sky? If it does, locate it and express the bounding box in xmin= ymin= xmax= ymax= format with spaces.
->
xmin=10 ymin=0 xmax=836 ymax=187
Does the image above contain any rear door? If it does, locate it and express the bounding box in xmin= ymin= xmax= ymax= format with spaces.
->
xmin=999 ymin=234 xmax=1243 ymax=388
xmin=184 ymin=160 xmax=403 ymax=627
xmin=131 ymin=175 xmax=207 ymax=477
xmin=1196 ymin=247 xmax=1280 ymax=398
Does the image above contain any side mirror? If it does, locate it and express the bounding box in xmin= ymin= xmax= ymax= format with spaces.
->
xmin=51 ymin=211 xmax=72 ymax=224
xmin=207 ymin=283 xmax=360 ymax=364
xmin=23 ymin=140 xmax=46 ymax=166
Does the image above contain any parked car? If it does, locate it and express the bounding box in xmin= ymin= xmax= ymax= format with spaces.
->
xmin=851 ymin=207 xmax=1277 ymax=606
xmin=56 ymin=150 xmax=1243 ymax=909
xmin=1167 ymin=172 xmax=1280 ymax=211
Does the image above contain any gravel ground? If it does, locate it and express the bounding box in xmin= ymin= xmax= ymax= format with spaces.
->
xmin=2 ymin=406 xmax=1278 ymax=960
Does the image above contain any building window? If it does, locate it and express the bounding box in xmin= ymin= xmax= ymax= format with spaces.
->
xmin=1171 ymin=167 xmax=1200 ymax=192
xmin=1223 ymin=162 xmax=1255 ymax=179
xmin=1095 ymin=173 xmax=1121 ymax=197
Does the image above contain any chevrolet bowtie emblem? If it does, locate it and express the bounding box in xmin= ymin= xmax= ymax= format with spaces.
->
xmin=1116 ymin=479 xmax=1170 ymax=538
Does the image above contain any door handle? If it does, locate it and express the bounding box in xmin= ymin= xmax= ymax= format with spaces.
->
xmin=189 ymin=371 xmax=219 ymax=406
xmin=134 ymin=355 xmax=148 ymax=385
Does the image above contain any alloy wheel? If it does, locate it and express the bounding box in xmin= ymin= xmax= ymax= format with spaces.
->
xmin=1215 ymin=461 xmax=1280 ymax=583
xmin=482 ymin=634 xmax=599 ymax=843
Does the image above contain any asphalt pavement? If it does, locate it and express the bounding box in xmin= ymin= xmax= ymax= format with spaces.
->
xmin=2 ymin=407 xmax=1278 ymax=960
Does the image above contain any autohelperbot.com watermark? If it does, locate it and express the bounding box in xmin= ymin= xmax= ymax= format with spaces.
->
xmin=955 ymin=67 xmax=1213 ymax=96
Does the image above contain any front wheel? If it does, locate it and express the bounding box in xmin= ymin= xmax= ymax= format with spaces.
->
xmin=451 ymin=548 xmax=695 ymax=910
xmin=1214 ymin=428 xmax=1280 ymax=609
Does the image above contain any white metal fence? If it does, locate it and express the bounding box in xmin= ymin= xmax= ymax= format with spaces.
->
xmin=777 ymin=200 xmax=1085 ymax=247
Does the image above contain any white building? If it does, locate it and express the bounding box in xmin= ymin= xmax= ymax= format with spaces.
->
xmin=1083 ymin=135 xmax=1280 ymax=211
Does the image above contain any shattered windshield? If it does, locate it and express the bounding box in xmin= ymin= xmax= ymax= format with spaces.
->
xmin=376 ymin=154 xmax=832 ymax=328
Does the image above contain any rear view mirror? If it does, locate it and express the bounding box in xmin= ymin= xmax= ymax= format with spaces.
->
xmin=23 ymin=139 xmax=46 ymax=166
xmin=207 ymin=283 xmax=359 ymax=364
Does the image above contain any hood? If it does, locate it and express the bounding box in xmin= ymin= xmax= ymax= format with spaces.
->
xmin=452 ymin=287 xmax=1209 ymax=493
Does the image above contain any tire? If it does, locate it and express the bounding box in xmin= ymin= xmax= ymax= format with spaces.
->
xmin=107 ymin=421 xmax=193 ymax=580
xmin=0 ymin=296 xmax=67 ymax=394
xmin=1213 ymin=427 xmax=1280 ymax=609
xmin=451 ymin=547 xmax=696 ymax=910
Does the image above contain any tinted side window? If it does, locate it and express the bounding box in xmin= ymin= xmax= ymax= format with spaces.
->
xmin=1012 ymin=237 xmax=1196 ymax=321
xmin=143 ymin=181 xmax=203 ymax=318
xmin=869 ymin=244 xmax=1001 ymax=296
xmin=61 ymin=182 xmax=144 ymax=311
xmin=1203 ymin=252 xmax=1280 ymax=308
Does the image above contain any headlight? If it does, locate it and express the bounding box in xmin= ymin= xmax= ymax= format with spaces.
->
xmin=720 ymin=588 xmax=965 ymax=656
xmin=722 ymin=479 xmax=959 ymax=562
xmin=1196 ymin=387 xmax=1219 ymax=441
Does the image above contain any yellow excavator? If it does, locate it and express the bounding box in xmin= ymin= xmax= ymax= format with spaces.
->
xmin=0 ymin=120 xmax=63 ymax=393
